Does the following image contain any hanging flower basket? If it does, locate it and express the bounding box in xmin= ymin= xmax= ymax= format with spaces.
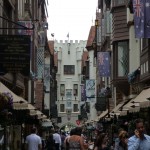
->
xmin=0 ymin=91 xmax=13 ymax=112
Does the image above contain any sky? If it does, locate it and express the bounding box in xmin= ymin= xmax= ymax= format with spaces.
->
xmin=47 ymin=0 xmax=98 ymax=41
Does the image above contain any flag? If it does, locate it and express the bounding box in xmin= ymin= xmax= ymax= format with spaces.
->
xmin=133 ymin=0 xmax=150 ymax=38
xmin=81 ymin=84 xmax=86 ymax=101
xmin=51 ymin=33 xmax=54 ymax=37
xmin=67 ymin=33 xmax=69 ymax=38
xmin=97 ymin=52 xmax=110 ymax=77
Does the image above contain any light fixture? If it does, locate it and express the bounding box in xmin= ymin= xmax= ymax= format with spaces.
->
xmin=95 ymin=19 xmax=99 ymax=27
xmin=42 ymin=22 xmax=48 ymax=30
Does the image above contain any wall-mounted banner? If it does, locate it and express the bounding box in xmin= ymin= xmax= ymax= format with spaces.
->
xmin=97 ymin=52 xmax=110 ymax=77
xmin=133 ymin=0 xmax=150 ymax=38
xmin=17 ymin=21 xmax=33 ymax=35
xmin=86 ymin=79 xmax=95 ymax=98
xmin=44 ymin=65 xmax=50 ymax=92
xmin=0 ymin=35 xmax=30 ymax=76
xmin=81 ymin=84 xmax=86 ymax=101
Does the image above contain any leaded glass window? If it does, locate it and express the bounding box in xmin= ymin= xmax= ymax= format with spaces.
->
xmin=117 ymin=41 xmax=128 ymax=76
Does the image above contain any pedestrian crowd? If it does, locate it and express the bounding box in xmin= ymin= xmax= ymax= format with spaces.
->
xmin=25 ymin=118 xmax=150 ymax=150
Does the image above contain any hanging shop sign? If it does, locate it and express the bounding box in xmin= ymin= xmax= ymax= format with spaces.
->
xmin=0 ymin=35 xmax=30 ymax=76
xmin=76 ymin=120 xmax=80 ymax=126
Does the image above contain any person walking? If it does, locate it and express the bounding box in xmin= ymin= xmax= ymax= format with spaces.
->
xmin=25 ymin=127 xmax=42 ymax=150
xmin=93 ymin=132 xmax=109 ymax=150
xmin=45 ymin=128 xmax=56 ymax=150
xmin=68 ymin=127 xmax=88 ymax=150
xmin=60 ymin=131 xmax=66 ymax=150
xmin=64 ymin=128 xmax=76 ymax=150
xmin=128 ymin=118 xmax=150 ymax=150
xmin=53 ymin=129 xmax=61 ymax=150
xmin=114 ymin=130 xmax=128 ymax=150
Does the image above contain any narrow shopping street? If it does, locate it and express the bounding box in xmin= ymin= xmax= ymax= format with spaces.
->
xmin=0 ymin=0 xmax=150 ymax=150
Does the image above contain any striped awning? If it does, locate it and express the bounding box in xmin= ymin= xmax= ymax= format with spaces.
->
xmin=121 ymin=88 xmax=150 ymax=113
xmin=0 ymin=82 xmax=49 ymax=121
xmin=98 ymin=109 xmax=108 ymax=120
xmin=0 ymin=82 xmax=28 ymax=109
xmin=42 ymin=119 xmax=52 ymax=127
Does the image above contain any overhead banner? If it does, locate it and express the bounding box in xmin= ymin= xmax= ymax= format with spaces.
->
xmin=97 ymin=52 xmax=110 ymax=77
xmin=0 ymin=35 xmax=30 ymax=76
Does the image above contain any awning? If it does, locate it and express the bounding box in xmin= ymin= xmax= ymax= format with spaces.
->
xmin=97 ymin=109 xmax=108 ymax=120
xmin=27 ymin=105 xmax=47 ymax=119
xmin=109 ymin=102 xmax=125 ymax=117
xmin=0 ymin=82 xmax=28 ymax=109
xmin=27 ymin=104 xmax=37 ymax=116
xmin=0 ymin=82 xmax=50 ymax=121
xmin=36 ymin=110 xmax=47 ymax=119
xmin=121 ymin=88 xmax=150 ymax=113
xmin=42 ymin=119 xmax=52 ymax=127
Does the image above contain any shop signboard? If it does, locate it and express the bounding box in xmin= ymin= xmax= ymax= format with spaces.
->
xmin=0 ymin=35 xmax=30 ymax=76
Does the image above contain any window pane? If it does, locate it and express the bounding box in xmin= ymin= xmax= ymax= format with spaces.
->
xmin=118 ymin=42 xmax=128 ymax=76
xmin=60 ymin=104 xmax=65 ymax=112
xmin=66 ymin=101 xmax=72 ymax=108
xmin=73 ymin=84 xmax=78 ymax=96
xmin=60 ymin=84 xmax=65 ymax=96
xmin=64 ymin=65 xmax=75 ymax=75
xmin=66 ymin=89 xmax=72 ymax=99
xmin=73 ymin=104 xmax=78 ymax=112
xmin=142 ymin=38 xmax=148 ymax=49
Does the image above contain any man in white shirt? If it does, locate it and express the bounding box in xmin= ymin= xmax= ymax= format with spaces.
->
xmin=25 ymin=127 xmax=42 ymax=150
xmin=53 ymin=129 xmax=61 ymax=150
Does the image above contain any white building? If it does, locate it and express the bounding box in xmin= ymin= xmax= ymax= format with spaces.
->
xmin=56 ymin=40 xmax=87 ymax=128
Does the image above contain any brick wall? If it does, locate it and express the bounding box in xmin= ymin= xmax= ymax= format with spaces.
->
xmin=35 ymin=80 xmax=44 ymax=111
